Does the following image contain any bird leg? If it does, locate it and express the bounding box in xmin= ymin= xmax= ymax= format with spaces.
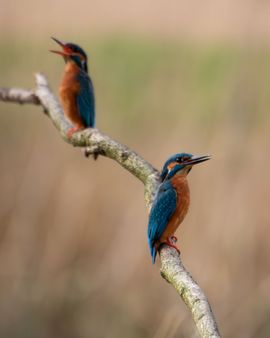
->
xmin=165 ymin=236 xmax=180 ymax=255
xmin=67 ymin=126 xmax=83 ymax=139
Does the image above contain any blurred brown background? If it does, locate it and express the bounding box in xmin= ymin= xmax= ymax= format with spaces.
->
xmin=1 ymin=1 xmax=270 ymax=337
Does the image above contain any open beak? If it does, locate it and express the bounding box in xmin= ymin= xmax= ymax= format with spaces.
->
xmin=183 ymin=155 xmax=211 ymax=166
xmin=50 ymin=37 xmax=72 ymax=56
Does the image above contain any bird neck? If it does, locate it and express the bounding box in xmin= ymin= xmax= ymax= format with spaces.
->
xmin=64 ymin=61 xmax=80 ymax=75
xmin=171 ymin=172 xmax=188 ymax=181
xmin=170 ymin=174 xmax=190 ymax=199
xmin=165 ymin=165 xmax=191 ymax=181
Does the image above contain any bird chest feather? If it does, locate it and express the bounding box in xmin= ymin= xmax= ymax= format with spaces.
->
xmin=59 ymin=63 xmax=80 ymax=97
xmin=160 ymin=175 xmax=190 ymax=241
xmin=59 ymin=63 xmax=83 ymax=126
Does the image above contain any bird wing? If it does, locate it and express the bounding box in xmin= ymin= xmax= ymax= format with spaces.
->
xmin=76 ymin=70 xmax=95 ymax=127
xmin=148 ymin=180 xmax=177 ymax=263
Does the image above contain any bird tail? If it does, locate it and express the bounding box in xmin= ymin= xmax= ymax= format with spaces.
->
xmin=148 ymin=238 xmax=157 ymax=264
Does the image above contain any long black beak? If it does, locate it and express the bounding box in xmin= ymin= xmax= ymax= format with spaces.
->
xmin=51 ymin=37 xmax=66 ymax=48
xmin=183 ymin=155 xmax=211 ymax=166
xmin=50 ymin=37 xmax=71 ymax=56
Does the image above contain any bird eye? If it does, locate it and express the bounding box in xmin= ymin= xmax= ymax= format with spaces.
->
xmin=177 ymin=156 xmax=190 ymax=163
xmin=66 ymin=47 xmax=73 ymax=54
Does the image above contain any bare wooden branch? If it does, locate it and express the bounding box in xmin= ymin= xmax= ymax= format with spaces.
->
xmin=0 ymin=74 xmax=220 ymax=338
xmin=34 ymin=73 xmax=160 ymax=207
xmin=160 ymin=246 xmax=220 ymax=337
xmin=0 ymin=87 xmax=40 ymax=105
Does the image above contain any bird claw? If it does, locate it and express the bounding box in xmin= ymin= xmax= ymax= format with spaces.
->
xmin=170 ymin=235 xmax=178 ymax=243
xmin=165 ymin=237 xmax=180 ymax=255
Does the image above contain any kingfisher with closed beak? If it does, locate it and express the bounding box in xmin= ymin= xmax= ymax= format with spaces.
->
xmin=50 ymin=37 xmax=95 ymax=138
xmin=148 ymin=153 xmax=210 ymax=264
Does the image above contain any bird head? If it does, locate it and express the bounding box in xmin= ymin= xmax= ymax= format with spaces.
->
xmin=50 ymin=37 xmax=88 ymax=72
xmin=160 ymin=153 xmax=211 ymax=181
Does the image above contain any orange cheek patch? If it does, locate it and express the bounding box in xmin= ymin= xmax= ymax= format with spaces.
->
xmin=167 ymin=161 xmax=178 ymax=171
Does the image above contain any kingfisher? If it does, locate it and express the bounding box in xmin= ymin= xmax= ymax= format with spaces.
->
xmin=50 ymin=37 xmax=95 ymax=138
xmin=148 ymin=153 xmax=211 ymax=264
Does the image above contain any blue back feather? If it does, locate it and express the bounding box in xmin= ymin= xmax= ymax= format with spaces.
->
xmin=148 ymin=180 xmax=177 ymax=263
xmin=76 ymin=70 xmax=95 ymax=127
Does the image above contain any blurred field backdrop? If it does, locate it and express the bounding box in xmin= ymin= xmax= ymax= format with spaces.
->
xmin=1 ymin=0 xmax=270 ymax=337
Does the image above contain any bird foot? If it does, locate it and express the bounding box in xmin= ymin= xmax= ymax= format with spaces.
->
xmin=67 ymin=126 xmax=83 ymax=139
xmin=165 ymin=237 xmax=180 ymax=255
xmin=170 ymin=235 xmax=178 ymax=243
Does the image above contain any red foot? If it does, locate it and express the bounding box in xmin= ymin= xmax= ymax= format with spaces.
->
xmin=165 ymin=237 xmax=180 ymax=255
xmin=67 ymin=126 xmax=82 ymax=139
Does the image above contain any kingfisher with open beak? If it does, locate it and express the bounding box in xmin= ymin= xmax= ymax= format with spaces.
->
xmin=148 ymin=153 xmax=211 ymax=263
xmin=50 ymin=37 xmax=95 ymax=138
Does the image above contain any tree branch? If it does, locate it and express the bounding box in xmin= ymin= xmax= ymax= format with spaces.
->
xmin=0 ymin=74 xmax=220 ymax=337
xmin=160 ymin=246 xmax=220 ymax=337
xmin=0 ymin=87 xmax=40 ymax=105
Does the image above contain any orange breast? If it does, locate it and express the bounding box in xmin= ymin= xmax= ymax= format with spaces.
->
xmin=159 ymin=175 xmax=190 ymax=243
xmin=59 ymin=62 xmax=84 ymax=128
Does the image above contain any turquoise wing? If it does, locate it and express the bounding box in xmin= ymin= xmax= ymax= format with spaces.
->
xmin=76 ymin=70 xmax=95 ymax=127
xmin=147 ymin=180 xmax=177 ymax=263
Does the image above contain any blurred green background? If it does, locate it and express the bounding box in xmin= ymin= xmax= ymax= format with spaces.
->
xmin=1 ymin=1 xmax=270 ymax=337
